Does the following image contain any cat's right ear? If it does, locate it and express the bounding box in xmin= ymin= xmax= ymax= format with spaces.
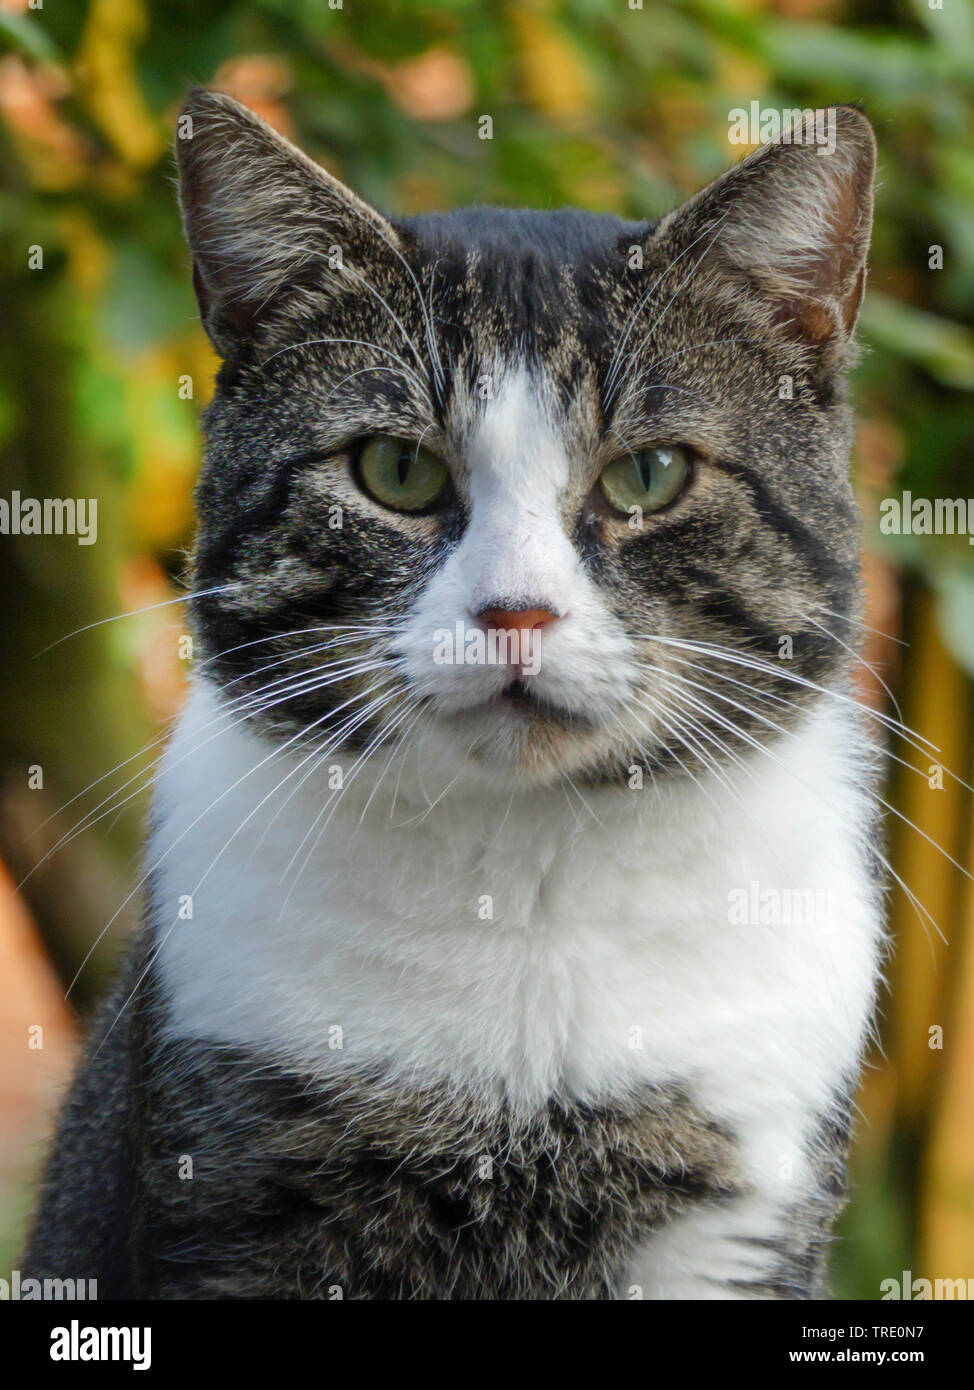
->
xmin=652 ymin=106 xmax=876 ymax=356
xmin=175 ymin=89 xmax=400 ymax=356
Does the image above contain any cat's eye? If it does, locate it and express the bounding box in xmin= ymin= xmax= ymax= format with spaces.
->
xmin=355 ymin=436 xmax=450 ymax=513
xmin=598 ymin=446 xmax=691 ymax=517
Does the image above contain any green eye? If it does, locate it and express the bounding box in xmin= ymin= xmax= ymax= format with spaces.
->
xmin=355 ymin=436 xmax=450 ymax=513
xmin=599 ymin=446 xmax=691 ymax=517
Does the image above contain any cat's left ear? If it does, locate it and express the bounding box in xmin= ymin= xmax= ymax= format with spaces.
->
xmin=655 ymin=106 xmax=876 ymax=348
xmin=175 ymin=89 xmax=400 ymax=355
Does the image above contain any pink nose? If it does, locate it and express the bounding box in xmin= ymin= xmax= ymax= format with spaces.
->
xmin=476 ymin=606 xmax=560 ymax=633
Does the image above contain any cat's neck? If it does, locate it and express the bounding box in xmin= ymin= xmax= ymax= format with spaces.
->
xmin=150 ymin=678 xmax=878 ymax=1110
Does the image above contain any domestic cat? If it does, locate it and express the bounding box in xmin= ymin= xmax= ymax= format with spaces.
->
xmin=25 ymin=90 xmax=882 ymax=1299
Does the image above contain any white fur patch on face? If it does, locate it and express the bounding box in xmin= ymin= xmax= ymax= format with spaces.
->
xmin=395 ymin=367 xmax=639 ymax=775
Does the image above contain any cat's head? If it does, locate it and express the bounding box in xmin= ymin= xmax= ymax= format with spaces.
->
xmin=176 ymin=90 xmax=874 ymax=791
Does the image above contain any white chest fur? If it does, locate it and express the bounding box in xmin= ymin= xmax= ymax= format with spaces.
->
xmin=152 ymin=681 xmax=881 ymax=1139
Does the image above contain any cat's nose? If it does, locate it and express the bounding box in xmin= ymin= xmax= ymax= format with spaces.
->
xmin=476 ymin=604 xmax=561 ymax=633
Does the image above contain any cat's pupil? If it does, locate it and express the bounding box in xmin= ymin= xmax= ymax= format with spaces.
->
xmin=396 ymin=447 xmax=411 ymax=485
xmin=637 ymin=453 xmax=654 ymax=491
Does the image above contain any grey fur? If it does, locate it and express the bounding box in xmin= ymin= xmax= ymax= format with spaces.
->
xmin=25 ymin=951 xmax=739 ymax=1299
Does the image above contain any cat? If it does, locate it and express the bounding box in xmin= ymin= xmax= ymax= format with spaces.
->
xmin=25 ymin=90 xmax=882 ymax=1299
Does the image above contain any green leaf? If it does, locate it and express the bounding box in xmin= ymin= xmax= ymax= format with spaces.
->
xmin=0 ymin=12 xmax=60 ymax=62
xmin=860 ymin=293 xmax=974 ymax=391
xmin=935 ymin=566 xmax=974 ymax=678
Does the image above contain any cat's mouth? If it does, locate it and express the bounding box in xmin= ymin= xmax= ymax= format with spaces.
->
xmin=409 ymin=672 xmax=626 ymax=785
xmin=445 ymin=678 xmax=595 ymax=732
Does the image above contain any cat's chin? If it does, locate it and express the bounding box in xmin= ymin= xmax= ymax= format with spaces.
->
xmin=425 ymin=698 xmax=617 ymax=789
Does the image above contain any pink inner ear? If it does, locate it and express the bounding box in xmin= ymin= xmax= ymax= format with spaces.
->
xmin=772 ymin=173 xmax=869 ymax=343
xmin=768 ymin=297 xmax=838 ymax=344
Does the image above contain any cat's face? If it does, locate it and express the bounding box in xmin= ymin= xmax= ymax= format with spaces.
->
xmin=178 ymin=92 xmax=874 ymax=789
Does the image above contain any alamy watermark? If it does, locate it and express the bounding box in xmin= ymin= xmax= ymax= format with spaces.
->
xmin=879 ymin=492 xmax=974 ymax=544
xmin=0 ymin=492 xmax=97 ymax=545
xmin=728 ymin=103 xmax=836 ymax=156
xmin=728 ymin=880 xmax=834 ymax=930
xmin=1 ymin=1268 xmax=97 ymax=1299
xmin=433 ymin=621 xmax=542 ymax=676
xmin=881 ymin=1270 xmax=974 ymax=1300
xmin=50 ymin=1320 xmax=151 ymax=1371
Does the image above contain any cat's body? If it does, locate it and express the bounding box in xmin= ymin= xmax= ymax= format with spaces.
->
xmin=28 ymin=683 xmax=879 ymax=1299
xmin=26 ymin=93 xmax=883 ymax=1298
